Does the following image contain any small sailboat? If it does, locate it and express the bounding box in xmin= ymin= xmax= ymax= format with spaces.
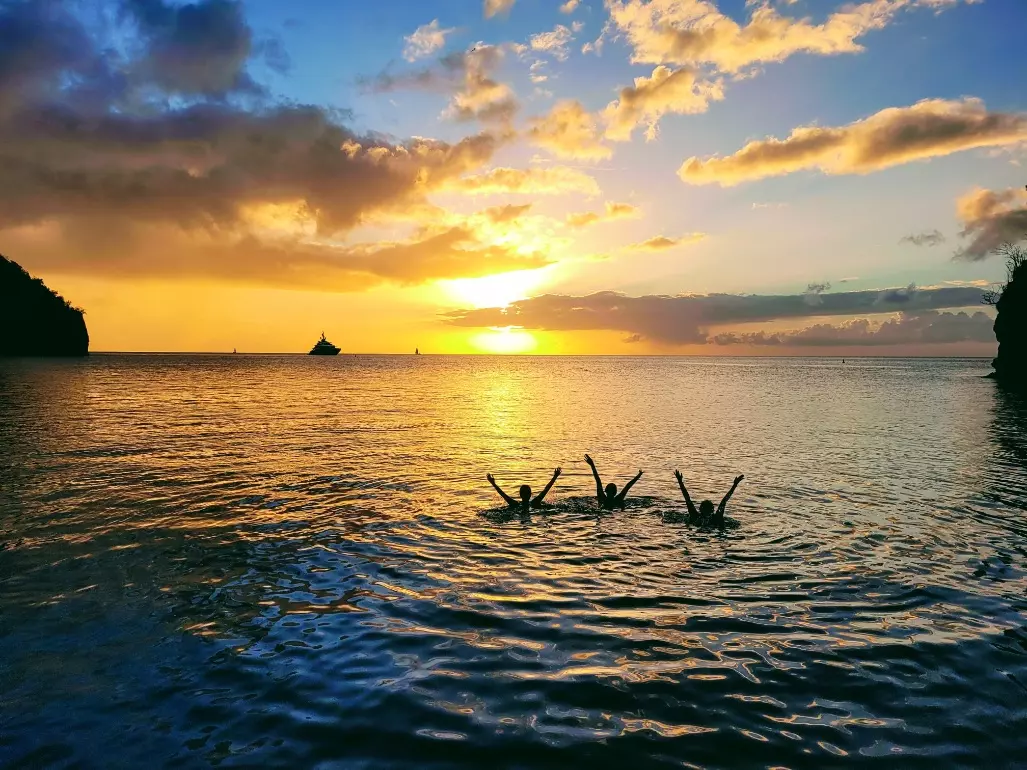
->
xmin=308 ymin=332 xmax=341 ymax=356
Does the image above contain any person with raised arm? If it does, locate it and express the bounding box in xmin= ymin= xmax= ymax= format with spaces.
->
xmin=674 ymin=470 xmax=745 ymax=525
xmin=487 ymin=468 xmax=562 ymax=509
xmin=584 ymin=454 xmax=643 ymax=510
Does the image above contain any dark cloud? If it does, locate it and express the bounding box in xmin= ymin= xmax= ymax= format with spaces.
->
xmin=0 ymin=0 xmax=102 ymax=114
xmin=712 ymin=311 xmax=994 ymax=347
xmin=0 ymin=102 xmax=498 ymax=232
xmin=0 ymin=0 xmax=521 ymax=290
xmin=900 ymin=229 xmax=945 ymax=247
xmin=360 ymin=45 xmax=516 ymax=124
xmin=444 ymin=286 xmax=987 ymax=345
xmin=122 ymin=0 xmax=258 ymax=95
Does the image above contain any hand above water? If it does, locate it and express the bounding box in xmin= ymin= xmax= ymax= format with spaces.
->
xmin=674 ymin=469 xmax=683 ymax=482
xmin=584 ymin=454 xmax=595 ymax=467
xmin=553 ymin=467 xmax=562 ymax=477
xmin=734 ymin=474 xmax=745 ymax=485
xmin=486 ymin=473 xmax=496 ymax=484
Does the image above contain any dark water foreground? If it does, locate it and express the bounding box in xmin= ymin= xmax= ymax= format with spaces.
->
xmin=1 ymin=355 xmax=1026 ymax=768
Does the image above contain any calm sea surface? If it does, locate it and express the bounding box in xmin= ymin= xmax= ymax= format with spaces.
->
xmin=2 ymin=355 xmax=1026 ymax=768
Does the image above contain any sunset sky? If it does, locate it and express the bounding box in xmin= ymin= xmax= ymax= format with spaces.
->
xmin=3 ymin=0 xmax=1026 ymax=354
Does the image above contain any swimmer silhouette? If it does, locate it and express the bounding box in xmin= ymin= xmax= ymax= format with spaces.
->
xmin=674 ymin=470 xmax=744 ymax=525
xmin=584 ymin=454 xmax=643 ymax=509
xmin=487 ymin=467 xmax=561 ymax=509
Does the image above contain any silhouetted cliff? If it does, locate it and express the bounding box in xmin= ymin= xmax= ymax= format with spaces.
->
xmin=989 ymin=245 xmax=1027 ymax=384
xmin=0 ymin=255 xmax=89 ymax=356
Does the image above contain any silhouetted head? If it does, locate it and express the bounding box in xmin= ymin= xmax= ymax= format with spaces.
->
xmin=605 ymin=483 xmax=617 ymax=499
xmin=519 ymin=484 xmax=531 ymax=503
xmin=699 ymin=499 xmax=714 ymax=517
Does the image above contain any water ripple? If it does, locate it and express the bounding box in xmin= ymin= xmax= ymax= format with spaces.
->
xmin=1 ymin=355 xmax=1026 ymax=767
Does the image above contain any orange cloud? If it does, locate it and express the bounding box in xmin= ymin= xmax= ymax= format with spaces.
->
xmin=528 ymin=100 xmax=612 ymax=160
xmin=7 ymin=220 xmax=551 ymax=292
xmin=957 ymin=186 xmax=1027 ymax=259
xmin=679 ymin=98 xmax=1027 ymax=185
xmin=567 ymin=201 xmax=640 ymax=227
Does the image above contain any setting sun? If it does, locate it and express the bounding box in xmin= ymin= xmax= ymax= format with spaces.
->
xmin=441 ymin=268 xmax=550 ymax=309
xmin=470 ymin=327 xmax=538 ymax=354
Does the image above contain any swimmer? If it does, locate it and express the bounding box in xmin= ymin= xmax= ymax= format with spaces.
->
xmin=584 ymin=454 xmax=643 ymax=510
xmin=487 ymin=467 xmax=562 ymax=509
xmin=674 ymin=470 xmax=744 ymax=525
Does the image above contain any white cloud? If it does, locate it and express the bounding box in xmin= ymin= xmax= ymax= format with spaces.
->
xmin=403 ymin=20 xmax=457 ymax=62
xmin=530 ymin=24 xmax=576 ymax=60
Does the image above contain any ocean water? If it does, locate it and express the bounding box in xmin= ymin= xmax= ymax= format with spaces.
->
xmin=1 ymin=355 xmax=1026 ymax=768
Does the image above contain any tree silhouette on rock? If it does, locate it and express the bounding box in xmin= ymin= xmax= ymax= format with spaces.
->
xmin=0 ymin=255 xmax=88 ymax=356
xmin=986 ymin=243 xmax=1027 ymax=384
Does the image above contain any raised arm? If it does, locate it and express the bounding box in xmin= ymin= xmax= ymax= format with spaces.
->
xmin=532 ymin=467 xmax=562 ymax=506
xmin=487 ymin=473 xmax=517 ymax=507
xmin=584 ymin=454 xmax=605 ymax=505
xmin=717 ymin=474 xmax=744 ymax=517
xmin=616 ymin=470 xmax=644 ymax=503
xmin=674 ymin=469 xmax=699 ymax=518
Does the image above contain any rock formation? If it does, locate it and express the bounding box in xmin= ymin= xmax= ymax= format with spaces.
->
xmin=0 ymin=255 xmax=89 ymax=356
xmin=988 ymin=244 xmax=1027 ymax=384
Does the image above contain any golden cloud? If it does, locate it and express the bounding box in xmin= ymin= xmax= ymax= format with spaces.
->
xmin=528 ymin=100 xmax=612 ymax=160
xmin=5 ymin=220 xmax=551 ymax=292
xmin=442 ymin=166 xmax=600 ymax=195
xmin=606 ymin=0 xmax=970 ymax=73
xmin=485 ymin=0 xmax=516 ymax=18
xmin=567 ymin=201 xmax=640 ymax=227
xmin=679 ymin=98 xmax=1027 ymax=185
xmin=444 ymin=45 xmax=518 ymax=124
xmin=602 ymin=65 xmax=724 ymax=141
xmin=627 ymin=233 xmax=705 ymax=250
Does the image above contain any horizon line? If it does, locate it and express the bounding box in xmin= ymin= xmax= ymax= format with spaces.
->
xmin=81 ymin=351 xmax=996 ymax=359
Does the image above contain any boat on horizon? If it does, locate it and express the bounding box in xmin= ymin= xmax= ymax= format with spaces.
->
xmin=308 ymin=332 xmax=341 ymax=356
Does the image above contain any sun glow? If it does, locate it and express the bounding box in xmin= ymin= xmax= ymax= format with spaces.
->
xmin=471 ymin=327 xmax=538 ymax=354
xmin=441 ymin=268 xmax=549 ymax=309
